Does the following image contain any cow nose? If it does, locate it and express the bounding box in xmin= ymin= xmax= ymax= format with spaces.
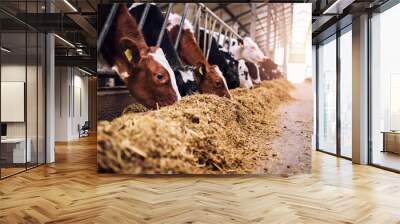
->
xmin=225 ymin=91 xmax=232 ymax=99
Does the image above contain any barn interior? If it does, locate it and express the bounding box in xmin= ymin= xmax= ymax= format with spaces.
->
xmin=0 ymin=0 xmax=400 ymax=222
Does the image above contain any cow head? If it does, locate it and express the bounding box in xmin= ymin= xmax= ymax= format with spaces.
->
xmin=113 ymin=36 xmax=181 ymax=109
xmin=167 ymin=13 xmax=231 ymax=99
xmin=241 ymin=37 xmax=265 ymax=64
xmin=194 ymin=63 xmax=231 ymax=98
xmin=262 ymin=58 xmax=278 ymax=70
xmin=259 ymin=58 xmax=280 ymax=80
xmin=231 ymin=37 xmax=265 ymax=65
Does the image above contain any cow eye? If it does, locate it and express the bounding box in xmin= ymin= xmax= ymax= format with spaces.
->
xmin=156 ymin=73 xmax=164 ymax=81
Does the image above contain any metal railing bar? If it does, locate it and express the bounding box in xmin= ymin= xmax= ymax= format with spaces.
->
xmin=228 ymin=31 xmax=234 ymax=52
xmin=216 ymin=24 xmax=223 ymax=48
xmin=138 ymin=3 xmax=150 ymax=31
xmin=196 ymin=8 xmax=202 ymax=43
xmin=197 ymin=3 xmax=242 ymax=40
xmin=156 ymin=3 xmax=173 ymax=47
xmin=174 ymin=3 xmax=190 ymax=51
xmin=203 ymin=11 xmax=208 ymax=56
xmin=206 ymin=18 xmax=217 ymax=60
xmin=97 ymin=3 xmax=118 ymax=55
xmin=192 ymin=6 xmax=202 ymax=31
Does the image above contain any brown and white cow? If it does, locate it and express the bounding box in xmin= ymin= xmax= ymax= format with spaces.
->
xmin=99 ymin=4 xmax=181 ymax=109
xmin=167 ymin=14 xmax=231 ymax=98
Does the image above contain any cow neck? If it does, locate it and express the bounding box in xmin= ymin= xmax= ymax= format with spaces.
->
xmin=116 ymin=5 xmax=148 ymax=55
xmin=171 ymin=26 xmax=207 ymax=67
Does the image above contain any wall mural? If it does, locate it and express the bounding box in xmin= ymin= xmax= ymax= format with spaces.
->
xmin=97 ymin=3 xmax=312 ymax=175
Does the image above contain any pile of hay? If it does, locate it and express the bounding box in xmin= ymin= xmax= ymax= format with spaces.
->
xmin=97 ymin=79 xmax=293 ymax=174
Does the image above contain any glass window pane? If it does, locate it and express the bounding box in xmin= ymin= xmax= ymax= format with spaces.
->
xmin=27 ymin=31 xmax=38 ymax=169
xmin=371 ymin=4 xmax=400 ymax=171
xmin=1 ymin=31 xmax=27 ymax=177
xmin=340 ymin=29 xmax=352 ymax=158
xmin=318 ymin=37 xmax=337 ymax=154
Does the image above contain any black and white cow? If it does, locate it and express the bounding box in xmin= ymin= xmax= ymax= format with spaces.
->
xmin=198 ymin=30 xmax=240 ymax=89
xmin=229 ymin=37 xmax=265 ymax=84
xmin=129 ymin=3 xmax=198 ymax=96
xmin=219 ymin=45 xmax=253 ymax=89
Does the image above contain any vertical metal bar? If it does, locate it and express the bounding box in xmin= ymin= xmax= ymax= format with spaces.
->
xmin=196 ymin=8 xmax=202 ymax=43
xmin=138 ymin=3 xmax=150 ymax=31
xmin=68 ymin=70 xmax=71 ymax=117
xmin=72 ymin=68 xmax=75 ymax=118
xmin=367 ymin=11 xmax=373 ymax=165
xmin=222 ymin=29 xmax=227 ymax=49
xmin=203 ymin=11 xmax=208 ymax=56
xmin=192 ymin=6 xmax=202 ymax=31
xmin=97 ymin=3 xmax=118 ymax=55
xmin=217 ymin=24 xmax=223 ymax=47
xmin=206 ymin=19 xmax=217 ymax=60
xmin=316 ymin=44 xmax=320 ymax=150
xmin=44 ymin=4 xmax=47 ymax=165
xmin=158 ymin=3 xmax=184 ymax=68
xmin=228 ymin=31 xmax=233 ymax=52
xmin=336 ymin=29 xmax=341 ymax=157
xmin=25 ymin=1 xmax=28 ymax=171
xmin=36 ymin=0 xmax=39 ymax=167
xmin=60 ymin=69 xmax=62 ymax=117
xmin=156 ymin=3 xmax=173 ymax=47
xmin=174 ymin=3 xmax=190 ymax=51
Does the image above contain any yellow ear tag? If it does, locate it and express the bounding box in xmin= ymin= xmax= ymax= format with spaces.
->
xmin=124 ymin=49 xmax=133 ymax=62
xmin=199 ymin=67 xmax=203 ymax=76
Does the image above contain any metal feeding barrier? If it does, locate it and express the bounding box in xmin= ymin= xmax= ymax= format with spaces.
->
xmin=97 ymin=3 xmax=243 ymax=75
xmin=191 ymin=3 xmax=243 ymax=58
xmin=156 ymin=3 xmax=173 ymax=47
xmin=170 ymin=3 xmax=244 ymax=65
xmin=138 ymin=3 xmax=151 ymax=31
xmin=173 ymin=3 xmax=190 ymax=51
xmin=136 ymin=3 xmax=186 ymax=68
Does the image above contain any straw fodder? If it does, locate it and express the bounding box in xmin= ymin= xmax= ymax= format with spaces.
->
xmin=97 ymin=79 xmax=292 ymax=174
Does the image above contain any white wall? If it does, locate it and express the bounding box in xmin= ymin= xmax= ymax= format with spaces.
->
xmin=55 ymin=66 xmax=70 ymax=141
xmin=54 ymin=66 xmax=89 ymax=141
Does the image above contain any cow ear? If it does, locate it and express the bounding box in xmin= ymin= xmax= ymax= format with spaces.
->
xmin=119 ymin=37 xmax=142 ymax=64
